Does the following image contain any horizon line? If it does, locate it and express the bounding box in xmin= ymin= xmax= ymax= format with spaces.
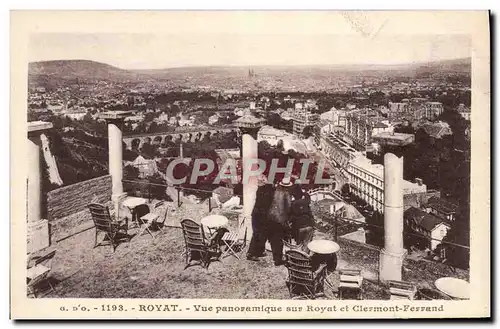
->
xmin=29 ymin=56 xmax=472 ymax=71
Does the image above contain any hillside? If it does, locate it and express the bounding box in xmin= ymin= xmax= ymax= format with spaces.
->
xmin=28 ymin=60 xmax=150 ymax=88
xmin=28 ymin=58 xmax=471 ymax=90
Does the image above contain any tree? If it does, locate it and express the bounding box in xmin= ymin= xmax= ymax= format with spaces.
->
xmin=302 ymin=125 xmax=315 ymax=138
xmin=123 ymin=164 xmax=139 ymax=180
xmin=440 ymin=202 xmax=470 ymax=269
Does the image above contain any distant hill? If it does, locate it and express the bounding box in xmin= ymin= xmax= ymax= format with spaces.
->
xmin=28 ymin=58 xmax=471 ymax=90
xmin=28 ymin=60 xmax=150 ymax=88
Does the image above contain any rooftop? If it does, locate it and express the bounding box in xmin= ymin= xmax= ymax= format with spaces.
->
xmin=99 ymin=110 xmax=134 ymax=120
xmin=372 ymin=132 xmax=414 ymax=142
xmin=405 ymin=207 xmax=449 ymax=231
xmin=28 ymin=121 xmax=53 ymax=132
xmin=427 ymin=196 xmax=459 ymax=214
xmin=349 ymin=156 xmax=384 ymax=179
xmin=233 ymin=109 xmax=266 ymax=128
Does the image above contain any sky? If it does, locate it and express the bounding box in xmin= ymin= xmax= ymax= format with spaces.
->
xmin=29 ymin=33 xmax=471 ymax=70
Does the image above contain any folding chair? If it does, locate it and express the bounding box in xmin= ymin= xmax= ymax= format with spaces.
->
xmin=388 ymin=280 xmax=417 ymax=300
xmin=221 ymin=219 xmax=248 ymax=259
xmin=134 ymin=204 xmax=155 ymax=239
xmin=27 ymin=250 xmax=56 ymax=297
xmin=338 ymin=269 xmax=364 ymax=300
xmin=140 ymin=201 xmax=170 ymax=233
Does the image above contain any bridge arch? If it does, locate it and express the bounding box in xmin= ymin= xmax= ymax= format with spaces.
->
xmin=131 ymin=138 xmax=141 ymax=151
xmin=153 ymin=136 xmax=163 ymax=145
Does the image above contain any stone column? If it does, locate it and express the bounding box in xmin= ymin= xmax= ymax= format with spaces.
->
xmin=101 ymin=111 xmax=131 ymax=211
xmin=27 ymin=121 xmax=53 ymax=253
xmin=379 ymin=153 xmax=407 ymax=281
xmin=242 ymin=131 xmax=259 ymax=228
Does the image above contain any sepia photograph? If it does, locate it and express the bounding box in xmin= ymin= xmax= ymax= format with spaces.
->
xmin=10 ymin=10 xmax=490 ymax=319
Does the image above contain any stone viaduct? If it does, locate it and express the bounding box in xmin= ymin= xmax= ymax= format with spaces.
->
xmin=122 ymin=126 xmax=240 ymax=151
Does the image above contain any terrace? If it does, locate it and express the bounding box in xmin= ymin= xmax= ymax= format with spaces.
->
xmin=27 ymin=117 xmax=469 ymax=301
xmin=32 ymin=193 xmax=468 ymax=300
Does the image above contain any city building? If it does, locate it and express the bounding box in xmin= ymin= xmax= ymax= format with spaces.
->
xmin=404 ymin=207 xmax=451 ymax=250
xmin=257 ymin=125 xmax=286 ymax=142
xmin=371 ymin=132 xmax=415 ymax=147
xmin=423 ymin=196 xmax=459 ymax=222
xmin=320 ymin=107 xmax=347 ymax=127
xmin=386 ymin=100 xmax=443 ymax=121
xmin=347 ymin=155 xmax=427 ymax=213
xmin=425 ymin=101 xmax=445 ymax=120
xmin=343 ymin=109 xmax=394 ymax=152
xmin=421 ymin=121 xmax=453 ymax=139
xmin=63 ymin=108 xmax=87 ymax=120
xmin=291 ymin=109 xmax=319 ymax=137
xmin=319 ymin=133 xmax=360 ymax=171
xmin=455 ymin=103 xmax=471 ymax=121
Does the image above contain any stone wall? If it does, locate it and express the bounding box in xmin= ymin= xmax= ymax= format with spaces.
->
xmin=47 ymin=175 xmax=112 ymax=221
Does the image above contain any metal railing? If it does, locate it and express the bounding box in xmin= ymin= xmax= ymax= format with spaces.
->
xmin=122 ymin=178 xmax=469 ymax=269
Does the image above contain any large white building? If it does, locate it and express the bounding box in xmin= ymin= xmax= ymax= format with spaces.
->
xmin=347 ymin=155 xmax=427 ymax=213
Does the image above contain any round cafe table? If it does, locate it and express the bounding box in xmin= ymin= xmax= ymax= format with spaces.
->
xmin=307 ymin=239 xmax=340 ymax=272
xmin=435 ymin=277 xmax=470 ymax=300
xmin=200 ymin=215 xmax=229 ymax=236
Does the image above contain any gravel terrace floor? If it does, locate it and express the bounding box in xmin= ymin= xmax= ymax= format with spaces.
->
xmin=31 ymin=200 xmax=468 ymax=300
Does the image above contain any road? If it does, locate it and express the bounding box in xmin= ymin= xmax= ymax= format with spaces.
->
xmin=307 ymin=149 xmax=348 ymax=191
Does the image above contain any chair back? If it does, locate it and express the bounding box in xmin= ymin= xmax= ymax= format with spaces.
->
xmin=154 ymin=201 xmax=170 ymax=223
xmin=236 ymin=217 xmax=248 ymax=240
xmin=34 ymin=250 xmax=56 ymax=268
xmin=285 ymin=249 xmax=314 ymax=285
xmin=88 ymin=203 xmax=114 ymax=233
xmin=283 ymin=239 xmax=304 ymax=252
xmin=388 ymin=280 xmax=417 ymax=300
xmin=180 ymin=219 xmax=208 ymax=252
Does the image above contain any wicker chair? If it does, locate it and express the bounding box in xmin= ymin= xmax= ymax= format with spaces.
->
xmin=180 ymin=219 xmax=221 ymax=269
xmin=284 ymin=249 xmax=327 ymax=299
xmin=283 ymin=238 xmax=305 ymax=251
xmin=88 ymin=203 xmax=130 ymax=252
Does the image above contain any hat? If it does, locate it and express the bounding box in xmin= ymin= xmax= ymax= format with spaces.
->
xmin=279 ymin=177 xmax=293 ymax=187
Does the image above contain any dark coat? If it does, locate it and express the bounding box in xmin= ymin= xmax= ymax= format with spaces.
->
xmin=268 ymin=185 xmax=292 ymax=227
xmin=290 ymin=194 xmax=314 ymax=230
xmin=251 ymin=184 xmax=275 ymax=228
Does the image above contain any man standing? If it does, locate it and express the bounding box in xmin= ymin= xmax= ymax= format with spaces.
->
xmin=267 ymin=178 xmax=293 ymax=266
xmin=290 ymin=188 xmax=315 ymax=247
xmin=246 ymin=175 xmax=275 ymax=261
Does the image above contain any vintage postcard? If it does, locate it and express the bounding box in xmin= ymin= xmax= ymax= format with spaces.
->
xmin=10 ymin=11 xmax=490 ymax=319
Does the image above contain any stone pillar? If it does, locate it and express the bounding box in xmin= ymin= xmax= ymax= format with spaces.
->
xmin=178 ymin=142 xmax=184 ymax=201
xmin=242 ymin=132 xmax=259 ymax=222
xmin=101 ymin=111 xmax=131 ymax=211
xmin=27 ymin=137 xmax=42 ymax=225
xmin=108 ymin=121 xmax=124 ymax=199
xmin=379 ymin=153 xmax=406 ymax=282
xmin=27 ymin=121 xmax=53 ymax=253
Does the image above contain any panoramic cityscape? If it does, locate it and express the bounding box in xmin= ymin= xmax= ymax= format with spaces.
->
xmin=25 ymin=32 xmax=471 ymax=302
